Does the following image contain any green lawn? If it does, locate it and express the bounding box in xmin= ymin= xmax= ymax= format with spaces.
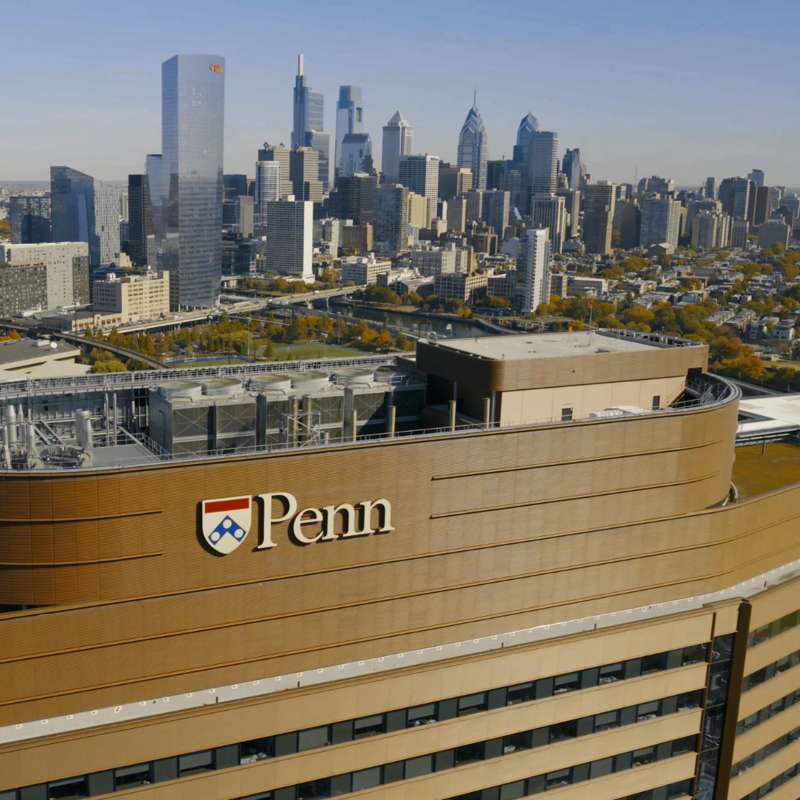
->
xmin=258 ymin=343 xmax=368 ymax=361
xmin=175 ymin=358 xmax=251 ymax=367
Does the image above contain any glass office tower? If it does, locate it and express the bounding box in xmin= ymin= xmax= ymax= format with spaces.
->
xmin=158 ymin=54 xmax=225 ymax=310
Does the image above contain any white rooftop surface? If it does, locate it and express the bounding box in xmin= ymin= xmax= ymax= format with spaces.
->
xmin=433 ymin=331 xmax=662 ymax=360
xmin=739 ymin=394 xmax=800 ymax=431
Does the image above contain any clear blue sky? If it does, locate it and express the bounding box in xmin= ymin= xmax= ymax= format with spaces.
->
xmin=2 ymin=0 xmax=798 ymax=187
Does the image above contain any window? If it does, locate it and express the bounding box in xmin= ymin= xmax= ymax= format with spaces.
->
xmin=637 ymin=700 xmax=661 ymax=722
xmin=561 ymin=407 xmax=573 ymax=422
xmin=352 ymin=767 xmax=382 ymax=792
xmin=407 ymin=703 xmax=437 ymax=727
xmin=681 ymin=643 xmax=707 ymax=665
xmin=47 ymin=778 xmax=89 ymax=799
xmin=632 ymin=747 xmax=657 ymax=767
xmin=240 ymin=736 xmax=275 ymax=764
xmin=599 ymin=663 xmax=624 ymax=684
xmin=594 ymin=710 xmax=620 ymax=732
xmin=545 ymin=768 xmax=571 ymax=790
xmin=641 ymin=652 xmax=668 ymax=674
xmin=507 ymin=681 xmax=535 ymax=705
xmin=297 ymin=779 xmax=330 ymax=800
xmin=458 ymin=692 xmax=487 ymax=716
xmin=503 ymin=730 xmax=533 ymax=754
xmin=354 ymin=714 xmax=385 ymax=739
xmin=114 ymin=764 xmax=152 ymax=789
xmin=179 ymin=751 xmax=214 ymax=777
xmin=549 ymin=719 xmax=577 ymax=743
xmin=455 ymin=742 xmax=485 ymax=765
xmin=672 ymin=736 xmax=696 ymax=756
xmin=404 ymin=754 xmax=433 ymax=778
xmin=553 ymin=672 xmax=580 ymax=694
xmin=590 ymin=757 xmax=614 ymax=779
xmin=677 ymin=690 xmax=702 ymax=712
xmin=298 ymin=726 xmax=330 ymax=752
xmin=652 ymin=396 xmax=661 ymax=410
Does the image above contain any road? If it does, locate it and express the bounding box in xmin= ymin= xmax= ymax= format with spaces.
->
xmin=44 ymin=330 xmax=169 ymax=370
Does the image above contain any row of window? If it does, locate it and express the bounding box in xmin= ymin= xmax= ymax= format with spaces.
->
xmin=737 ymin=687 xmax=800 ymax=736
xmin=3 ymin=643 xmax=709 ymax=800
xmin=742 ymin=647 xmax=800 ymax=692
xmin=732 ymin=725 xmax=800 ymax=778
xmin=748 ymin=608 xmax=800 ymax=648
xmin=450 ymin=779 xmax=693 ymax=800
xmin=236 ymin=737 xmax=697 ymax=800
xmin=738 ymin=761 xmax=800 ymax=800
xmin=3 ymin=690 xmax=704 ymax=800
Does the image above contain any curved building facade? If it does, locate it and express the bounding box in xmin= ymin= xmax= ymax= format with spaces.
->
xmin=1 ymin=332 xmax=799 ymax=800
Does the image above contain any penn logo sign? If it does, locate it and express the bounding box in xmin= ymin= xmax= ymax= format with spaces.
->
xmin=200 ymin=493 xmax=394 ymax=555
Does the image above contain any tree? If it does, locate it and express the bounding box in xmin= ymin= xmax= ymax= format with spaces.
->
xmin=376 ymin=330 xmax=392 ymax=348
xmin=395 ymin=334 xmax=415 ymax=351
xmin=0 ymin=219 xmax=9 ymax=240
xmin=444 ymin=298 xmax=465 ymax=313
xmin=265 ymin=339 xmax=274 ymax=359
xmin=611 ymin=229 xmax=621 ymax=247
xmin=285 ymin=318 xmax=309 ymax=342
xmin=363 ymin=284 xmax=401 ymax=305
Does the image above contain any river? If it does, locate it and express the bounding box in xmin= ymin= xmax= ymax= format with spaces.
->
xmin=329 ymin=301 xmax=486 ymax=338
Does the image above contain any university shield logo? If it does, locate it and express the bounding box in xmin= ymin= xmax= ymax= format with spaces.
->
xmin=201 ymin=496 xmax=252 ymax=554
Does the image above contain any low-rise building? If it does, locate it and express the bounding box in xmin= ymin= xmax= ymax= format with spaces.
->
xmin=341 ymin=222 xmax=373 ymax=253
xmin=92 ymin=270 xmax=170 ymax=324
xmin=487 ymin=270 xmax=518 ymax=302
xmin=340 ymin=254 xmax=392 ymax=285
xmin=411 ymin=245 xmax=457 ymax=277
xmin=434 ymin=271 xmax=488 ymax=304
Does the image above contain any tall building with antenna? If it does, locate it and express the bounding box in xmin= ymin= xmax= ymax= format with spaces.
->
xmin=291 ymin=54 xmax=330 ymax=193
xmin=457 ymin=92 xmax=489 ymax=190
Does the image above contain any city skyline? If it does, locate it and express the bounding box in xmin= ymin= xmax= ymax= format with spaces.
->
xmin=1 ymin=0 xmax=798 ymax=185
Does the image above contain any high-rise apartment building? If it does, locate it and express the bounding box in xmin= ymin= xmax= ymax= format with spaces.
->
xmin=691 ymin=211 xmax=727 ymax=251
xmin=50 ymin=166 xmax=120 ymax=266
xmin=8 ymin=195 xmax=51 ymax=244
xmin=748 ymin=168 xmax=765 ymax=187
xmin=529 ymin=131 xmax=559 ymax=197
xmin=291 ymin=55 xmax=331 ymax=193
xmin=254 ymin=162 xmax=281 ymax=226
xmin=119 ymin=191 xmax=129 ymax=222
xmin=0 ymin=241 xmax=90 ymax=309
xmin=556 ymin=188 xmax=582 ymax=240
xmin=458 ymin=99 xmax=489 ymax=190
xmin=519 ymin=227 xmax=551 ymax=312
xmin=481 ymin=190 xmax=510 ymax=238
xmin=530 ymin=193 xmax=567 ymax=253
xmin=438 ymin=164 xmax=473 ymax=201
xmin=338 ymin=134 xmax=373 ymax=178
xmin=562 ymin=148 xmax=581 ymax=190
xmin=719 ymin=178 xmax=751 ymax=220
xmin=753 ymin=186 xmax=772 ymax=226
xmin=464 ymin=188 xmax=484 ymax=225
xmin=0 ymin=260 xmax=49 ymax=316
xmin=757 ymin=218 xmax=790 ymax=249
xmin=398 ymin=155 xmax=439 ymax=222
xmin=335 ymin=86 xmax=364 ymax=177
xmin=373 ymin=184 xmax=409 ymax=256
xmin=640 ymin=197 xmax=682 ymax=249
xmin=289 ymin=146 xmax=323 ymax=204
xmin=155 ymin=54 xmax=225 ymax=309
xmin=381 ymin=111 xmax=413 ymax=185
xmin=332 ymin=174 xmax=378 ymax=225
xmin=638 ymin=176 xmax=675 ymax=197
xmin=126 ymin=175 xmax=152 ymax=267
xmin=263 ymin=199 xmax=313 ymax=281
xmin=583 ymin=182 xmax=616 ymax=255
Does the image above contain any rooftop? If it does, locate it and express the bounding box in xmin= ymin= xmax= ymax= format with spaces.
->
xmin=0 ymin=338 xmax=80 ymax=368
xmin=429 ymin=330 xmax=681 ymax=361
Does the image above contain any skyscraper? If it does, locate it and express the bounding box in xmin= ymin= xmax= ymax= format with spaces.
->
xmin=381 ymin=112 xmax=413 ymax=185
xmin=583 ymin=182 xmax=616 ymax=255
xmin=290 ymin=146 xmax=323 ymax=203
xmin=518 ymin=228 xmax=551 ymax=313
xmin=332 ymin=174 xmax=378 ymax=224
xmin=704 ymin=176 xmax=717 ymax=199
xmin=529 ymin=131 xmax=558 ymax=197
xmin=292 ymin=55 xmax=331 ymax=193
xmin=263 ymin=199 xmax=313 ymax=281
xmin=338 ymin=133 xmax=373 ymax=178
xmin=457 ymin=97 xmax=488 ymax=190
xmin=156 ymin=54 xmax=225 ymax=310
xmin=640 ymin=197 xmax=681 ymax=249
xmin=335 ymin=86 xmax=364 ymax=178
xmin=438 ymin=164 xmax=473 ymax=201
xmin=258 ymin=144 xmax=292 ymax=199
xmin=254 ymin=162 xmax=281 ymax=225
xmin=398 ymin=155 xmax=439 ymax=222
xmin=481 ymin=190 xmax=510 ymax=238
xmin=50 ymin=166 xmax=120 ymax=266
xmin=222 ymin=175 xmax=248 ymax=202
xmin=373 ymin=184 xmax=409 ymax=256
xmin=530 ymin=193 xmax=567 ymax=253
xmin=126 ymin=174 xmax=152 ymax=267
xmin=719 ymin=177 xmax=751 ymax=220
xmin=748 ymin=168 xmax=765 ymax=188
xmin=8 ymin=195 xmax=51 ymax=244
xmin=562 ymin=149 xmax=581 ymax=190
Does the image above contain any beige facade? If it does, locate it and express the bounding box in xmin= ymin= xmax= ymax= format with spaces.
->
xmin=92 ymin=270 xmax=170 ymax=323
